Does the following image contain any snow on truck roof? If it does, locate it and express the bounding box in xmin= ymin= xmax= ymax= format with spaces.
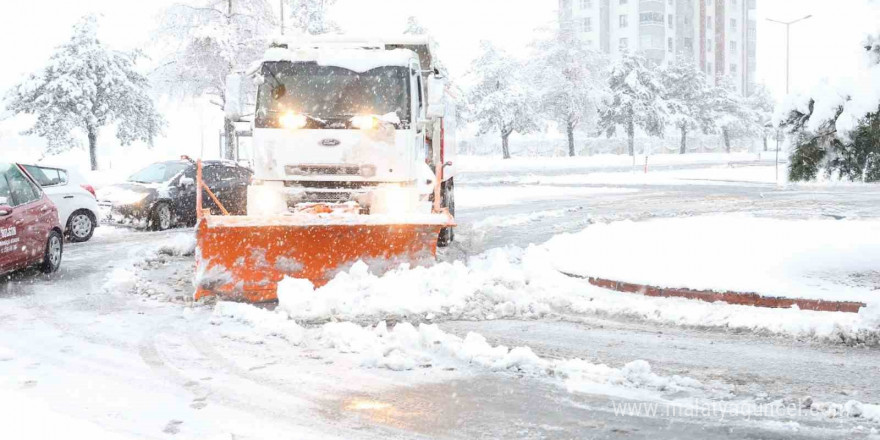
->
xmin=258 ymin=47 xmax=420 ymax=74
xmin=271 ymin=34 xmax=434 ymax=50
xmin=251 ymin=34 xmax=439 ymax=75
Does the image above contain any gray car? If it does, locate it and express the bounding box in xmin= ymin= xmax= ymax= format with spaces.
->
xmin=98 ymin=159 xmax=252 ymax=230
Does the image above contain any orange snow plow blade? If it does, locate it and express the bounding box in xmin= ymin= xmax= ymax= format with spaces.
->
xmin=194 ymin=214 xmax=452 ymax=303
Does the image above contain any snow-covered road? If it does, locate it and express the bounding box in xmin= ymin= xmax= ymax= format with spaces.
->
xmin=3 ymin=157 xmax=880 ymax=439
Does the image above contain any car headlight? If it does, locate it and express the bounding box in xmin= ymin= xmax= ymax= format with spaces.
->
xmin=116 ymin=191 xmax=149 ymax=206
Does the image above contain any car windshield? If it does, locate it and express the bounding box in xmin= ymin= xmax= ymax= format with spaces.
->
xmin=255 ymin=62 xmax=410 ymax=128
xmin=127 ymin=162 xmax=189 ymax=184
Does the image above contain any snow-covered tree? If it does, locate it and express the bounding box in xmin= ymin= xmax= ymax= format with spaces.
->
xmin=466 ymin=42 xmax=540 ymax=159
xmin=597 ymin=53 xmax=668 ymax=156
xmin=286 ymin=0 xmax=338 ymax=35
xmin=747 ymin=84 xmax=776 ymax=151
xmin=780 ymin=35 xmax=880 ymax=182
xmin=660 ymin=60 xmax=714 ymax=154
xmin=711 ymin=77 xmax=760 ymax=153
xmin=154 ymin=0 xmax=275 ymax=159
xmin=403 ymin=16 xmax=426 ymax=35
xmin=530 ymin=32 xmax=607 ymax=156
xmin=5 ymin=16 xmax=164 ymax=171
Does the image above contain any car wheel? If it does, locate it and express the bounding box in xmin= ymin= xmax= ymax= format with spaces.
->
xmin=438 ymin=179 xmax=455 ymax=248
xmin=151 ymin=202 xmax=173 ymax=231
xmin=67 ymin=210 xmax=95 ymax=243
xmin=41 ymin=230 xmax=63 ymax=274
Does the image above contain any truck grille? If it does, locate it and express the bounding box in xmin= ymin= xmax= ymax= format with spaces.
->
xmin=286 ymin=165 xmax=361 ymax=176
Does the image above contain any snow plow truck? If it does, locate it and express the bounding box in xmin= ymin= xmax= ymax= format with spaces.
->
xmin=194 ymin=35 xmax=457 ymax=303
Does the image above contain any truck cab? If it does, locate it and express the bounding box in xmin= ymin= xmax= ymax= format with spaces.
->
xmin=234 ymin=36 xmax=456 ymax=225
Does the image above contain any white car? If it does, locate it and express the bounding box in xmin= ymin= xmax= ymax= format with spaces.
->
xmin=21 ymin=164 xmax=100 ymax=243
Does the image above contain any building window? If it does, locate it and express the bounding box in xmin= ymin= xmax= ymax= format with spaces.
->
xmin=668 ymin=37 xmax=673 ymax=52
xmin=619 ymin=15 xmax=628 ymax=27
xmin=706 ymin=16 xmax=713 ymax=29
xmin=707 ymin=62 xmax=713 ymax=74
xmin=730 ymin=40 xmax=737 ymax=54
xmin=620 ymin=0 xmax=627 ymax=4
xmin=581 ymin=17 xmax=592 ymax=32
xmin=730 ymin=64 xmax=738 ymax=74
xmin=619 ymin=37 xmax=629 ymax=50
xmin=707 ymin=39 xmax=712 ymax=52
xmin=668 ymin=14 xmax=674 ymax=28
xmin=580 ymin=0 xmax=592 ymax=9
xmin=684 ymin=37 xmax=693 ymax=50
xmin=639 ymin=12 xmax=663 ymax=24
xmin=730 ymin=18 xmax=737 ymax=30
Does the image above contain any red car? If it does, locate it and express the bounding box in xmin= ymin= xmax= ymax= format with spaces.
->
xmin=0 ymin=163 xmax=63 ymax=277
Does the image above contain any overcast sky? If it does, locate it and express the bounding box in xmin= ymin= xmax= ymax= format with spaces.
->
xmin=1 ymin=0 xmax=878 ymax=100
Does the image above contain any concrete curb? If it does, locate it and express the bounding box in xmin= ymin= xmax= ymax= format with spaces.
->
xmin=562 ymin=273 xmax=866 ymax=313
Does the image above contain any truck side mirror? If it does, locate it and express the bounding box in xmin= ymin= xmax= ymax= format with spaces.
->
xmin=426 ymin=75 xmax=447 ymax=119
xmin=224 ymin=73 xmax=245 ymax=122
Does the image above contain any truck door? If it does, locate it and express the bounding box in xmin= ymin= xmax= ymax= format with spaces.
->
xmin=413 ymin=69 xmax=427 ymax=165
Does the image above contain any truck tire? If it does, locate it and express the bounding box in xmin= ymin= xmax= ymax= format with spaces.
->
xmin=438 ymin=179 xmax=455 ymax=247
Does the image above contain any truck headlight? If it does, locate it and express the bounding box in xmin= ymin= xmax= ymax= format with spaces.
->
xmin=350 ymin=115 xmax=377 ymax=130
xmin=280 ymin=112 xmax=308 ymax=129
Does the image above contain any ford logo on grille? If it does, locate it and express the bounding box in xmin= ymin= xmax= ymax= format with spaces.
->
xmin=320 ymin=138 xmax=341 ymax=147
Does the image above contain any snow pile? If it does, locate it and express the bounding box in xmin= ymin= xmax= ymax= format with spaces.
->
xmin=102 ymin=267 xmax=138 ymax=293
xmin=545 ymin=214 xmax=880 ymax=304
xmin=271 ymin=215 xmax=880 ymax=344
xmin=156 ymin=233 xmax=196 ymax=257
xmin=213 ymin=304 xmax=721 ymax=400
xmin=214 ymin=302 xmax=304 ymax=345
xmin=277 ymin=247 xmax=556 ymax=323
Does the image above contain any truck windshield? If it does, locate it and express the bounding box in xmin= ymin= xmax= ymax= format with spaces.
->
xmin=255 ymin=62 xmax=411 ymax=128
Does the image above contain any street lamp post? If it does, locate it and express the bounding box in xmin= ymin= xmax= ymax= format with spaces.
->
xmin=766 ymin=14 xmax=812 ymax=183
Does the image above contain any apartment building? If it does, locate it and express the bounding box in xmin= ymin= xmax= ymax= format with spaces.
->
xmin=559 ymin=0 xmax=757 ymax=96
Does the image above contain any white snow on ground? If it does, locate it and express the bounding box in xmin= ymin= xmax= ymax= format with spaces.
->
xmin=458 ymin=153 xmax=773 ymax=173
xmin=214 ymin=301 xmax=725 ymax=403
xmin=0 ymin=388 xmax=129 ymax=440
xmin=547 ymin=214 xmax=880 ymax=304
xmin=470 ymin=207 xmax=578 ymax=231
xmin=456 ymin=186 xmax=637 ymax=209
xmin=465 ymin=164 xmax=779 ymax=187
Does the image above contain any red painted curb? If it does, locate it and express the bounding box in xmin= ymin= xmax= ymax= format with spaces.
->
xmin=570 ymin=275 xmax=866 ymax=313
